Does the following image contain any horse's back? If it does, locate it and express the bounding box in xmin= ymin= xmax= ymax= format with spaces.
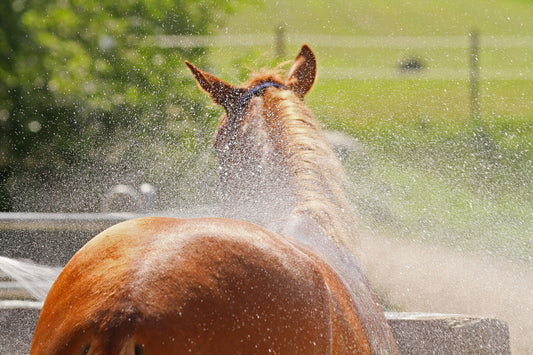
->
xmin=31 ymin=217 xmax=368 ymax=354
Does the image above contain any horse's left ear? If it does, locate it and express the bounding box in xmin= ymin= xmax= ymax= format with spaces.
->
xmin=287 ymin=45 xmax=317 ymax=98
xmin=185 ymin=61 xmax=245 ymax=113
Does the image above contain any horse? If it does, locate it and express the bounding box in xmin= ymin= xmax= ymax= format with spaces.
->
xmin=187 ymin=44 xmax=397 ymax=353
xmin=30 ymin=45 xmax=397 ymax=354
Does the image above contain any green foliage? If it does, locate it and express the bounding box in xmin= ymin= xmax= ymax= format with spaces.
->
xmin=0 ymin=0 xmax=240 ymax=211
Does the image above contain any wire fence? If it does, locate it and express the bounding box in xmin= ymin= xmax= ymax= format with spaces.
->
xmin=152 ymin=32 xmax=532 ymax=118
xmin=152 ymin=34 xmax=533 ymax=49
xmin=151 ymin=33 xmax=533 ymax=81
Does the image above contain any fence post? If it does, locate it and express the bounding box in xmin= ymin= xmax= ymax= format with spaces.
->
xmin=275 ymin=24 xmax=286 ymax=58
xmin=469 ymin=30 xmax=480 ymax=119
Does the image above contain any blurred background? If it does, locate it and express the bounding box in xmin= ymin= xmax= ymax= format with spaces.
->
xmin=1 ymin=0 xmax=530 ymax=260
xmin=1 ymin=0 xmax=532 ymax=352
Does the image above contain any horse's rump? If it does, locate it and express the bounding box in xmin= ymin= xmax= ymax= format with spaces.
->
xmin=31 ymin=217 xmax=368 ymax=354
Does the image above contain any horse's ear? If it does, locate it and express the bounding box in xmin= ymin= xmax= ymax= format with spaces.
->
xmin=287 ymin=45 xmax=317 ymax=98
xmin=185 ymin=61 xmax=245 ymax=113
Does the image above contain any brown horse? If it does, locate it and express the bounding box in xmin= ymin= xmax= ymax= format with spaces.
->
xmin=31 ymin=45 xmax=397 ymax=354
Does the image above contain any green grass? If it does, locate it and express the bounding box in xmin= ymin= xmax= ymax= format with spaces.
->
xmin=220 ymin=0 xmax=533 ymax=36
xmin=341 ymin=116 xmax=532 ymax=261
xmin=198 ymin=0 xmax=533 ymax=261
xmin=204 ymin=0 xmax=533 ymax=122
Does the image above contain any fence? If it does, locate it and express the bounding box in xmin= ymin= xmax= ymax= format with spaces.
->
xmin=151 ymin=33 xmax=533 ymax=50
xmin=151 ymin=32 xmax=533 ymax=80
xmin=151 ymin=31 xmax=532 ymax=119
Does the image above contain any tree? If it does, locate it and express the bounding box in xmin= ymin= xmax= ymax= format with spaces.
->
xmin=0 ymin=0 xmax=240 ymax=211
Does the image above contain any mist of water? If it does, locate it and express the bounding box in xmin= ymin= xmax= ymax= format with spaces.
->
xmin=0 ymin=256 xmax=61 ymax=302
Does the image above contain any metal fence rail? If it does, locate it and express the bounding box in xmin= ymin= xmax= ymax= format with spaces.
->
xmin=154 ymin=33 xmax=533 ymax=83
xmin=151 ymin=34 xmax=533 ymax=49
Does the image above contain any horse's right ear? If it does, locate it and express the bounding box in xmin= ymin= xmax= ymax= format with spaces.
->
xmin=185 ymin=61 xmax=245 ymax=113
xmin=287 ymin=45 xmax=317 ymax=98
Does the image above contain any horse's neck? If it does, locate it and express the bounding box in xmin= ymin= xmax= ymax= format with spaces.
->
xmin=275 ymin=95 xmax=355 ymax=246
xmin=220 ymin=90 xmax=355 ymax=246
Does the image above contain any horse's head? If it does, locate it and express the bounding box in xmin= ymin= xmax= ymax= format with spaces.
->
xmin=186 ymin=44 xmax=316 ymax=122
xmin=186 ymin=45 xmax=318 ymax=216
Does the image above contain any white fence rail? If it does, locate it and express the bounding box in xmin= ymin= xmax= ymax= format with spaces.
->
xmin=151 ymin=34 xmax=533 ymax=49
xmin=320 ymin=67 xmax=533 ymax=81
xmin=151 ymin=34 xmax=533 ymax=82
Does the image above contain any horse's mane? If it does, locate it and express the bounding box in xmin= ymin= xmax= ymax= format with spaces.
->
xmin=238 ymin=69 xmax=357 ymax=247
xmin=276 ymin=89 xmax=356 ymax=246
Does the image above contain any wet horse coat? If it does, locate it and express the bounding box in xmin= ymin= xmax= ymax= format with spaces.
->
xmin=31 ymin=45 xmax=397 ymax=354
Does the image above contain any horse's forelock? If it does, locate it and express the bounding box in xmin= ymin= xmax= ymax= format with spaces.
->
xmin=243 ymin=69 xmax=287 ymax=88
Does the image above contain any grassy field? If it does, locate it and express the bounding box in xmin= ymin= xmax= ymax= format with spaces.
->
xmin=220 ymin=0 xmax=533 ymax=36
xmin=194 ymin=0 xmax=533 ymax=261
